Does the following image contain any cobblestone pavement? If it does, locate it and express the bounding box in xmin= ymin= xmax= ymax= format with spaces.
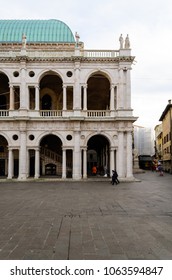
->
xmin=0 ymin=171 xmax=172 ymax=260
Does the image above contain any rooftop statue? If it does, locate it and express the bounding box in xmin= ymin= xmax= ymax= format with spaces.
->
xmin=22 ymin=34 xmax=27 ymax=49
xmin=75 ymin=32 xmax=80 ymax=47
xmin=125 ymin=34 xmax=130 ymax=49
xmin=119 ymin=34 xmax=124 ymax=49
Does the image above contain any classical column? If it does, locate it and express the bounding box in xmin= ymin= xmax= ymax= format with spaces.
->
xmin=118 ymin=69 xmax=124 ymax=109
xmin=20 ymin=63 xmax=27 ymax=109
xmin=9 ymin=85 xmax=14 ymax=110
xmin=62 ymin=148 xmax=66 ymax=179
xmin=117 ymin=131 xmax=124 ymax=177
xmin=73 ymin=131 xmax=81 ymax=179
xmin=62 ymin=85 xmax=67 ymax=111
xmin=110 ymin=147 xmax=115 ymax=175
xmin=18 ymin=130 xmax=27 ymax=179
xmin=83 ymin=148 xmax=87 ymax=178
xmin=35 ymin=85 xmax=40 ymax=110
xmin=110 ymin=84 xmax=115 ymax=111
xmin=126 ymin=69 xmax=131 ymax=109
xmin=73 ymin=62 xmax=81 ymax=114
xmin=7 ymin=148 xmax=14 ymax=179
xmin=126 ymin=131 xmax=133 ymax=178
xmin=35 ymin=148 xmax=40 ymax=179
xmin=83 ymin=84 xmax=87 ymax=111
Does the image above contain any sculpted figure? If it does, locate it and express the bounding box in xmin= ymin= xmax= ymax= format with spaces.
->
xmin=22 ymin=34 xmax=27 ymax=49
xmin=125 ymin=34 xmax=130 ymax=49
xmin=119 ymin=34 xmax=124 ymax=49
xmin=75 ymin=32 xmax=80 ymax=47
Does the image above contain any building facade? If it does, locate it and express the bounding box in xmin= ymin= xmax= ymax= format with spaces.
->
xmin=0 ymin=19 xmax=137 ymax=180
xmin=154 ymin=124 xmax=163 ymax=160
xmin=159 ymin=100 xmax=172 ymax=173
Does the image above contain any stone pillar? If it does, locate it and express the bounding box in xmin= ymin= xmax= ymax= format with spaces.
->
xmin=18 ymin=130 xmax=27 ymax=179
xmin=63 ymin=85 xmax=67 ymax=111
xmin=73 ymin=62 xmax=81 ymax=114
xmin=9 ymin=85 xmax=14 ymax=110
xmin=110 ymin=147 xmax=115 ymax=175
xmin=35 ymin=85 xmax=40 ymax=110
xmin=7 ymin=148 xmax=14 ymax=179
xmin=83 ymin=84 xmax=87 ymax=111
xmin=73 ymin=130 xmax=81 ymax=179
xmin=35 ymin=148 xmax=40 ymax=179
xmin=20 ymin=62 xmax=27 ymax=109
xmin=118 ymin=69 xmax=124 ymax=109
xmin=83 ymin=148 xmax=87 ymax=178
xmin=62 ymin=148 xmax=66 ymax=179
xmin=110 ymin=84 xmax=115 ymax=111
xmin=126 ymin=69 xmax=131 ymax=109
xmin=117 ymin=131 xmax=124 ymax=177
xmin=126 ymin=131 xmax=133 ymax=178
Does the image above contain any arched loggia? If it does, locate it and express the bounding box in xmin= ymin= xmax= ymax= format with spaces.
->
xmin=87 ymin=134 xmax=110 ymax=176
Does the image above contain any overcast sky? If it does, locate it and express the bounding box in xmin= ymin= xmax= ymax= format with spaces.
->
xmin=1 ymin=0 xmax=172 ymax=129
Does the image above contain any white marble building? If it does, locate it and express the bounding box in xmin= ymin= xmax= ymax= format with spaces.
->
xmin=0 ymin=19 xmax=137 ymax=180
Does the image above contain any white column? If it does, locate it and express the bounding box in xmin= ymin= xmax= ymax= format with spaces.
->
xmin=18 ymin=130 xmax=27 ymax=179
xmin=63 ymin=85 xmax=67 ymax=111
xmin=73 ymin=131 xmax=81 ymax=179
xmin=7 ymin=148 xmax=14 ymax=179
xmin=20 ymin=63 xmax=27 ymax=109
xmin=35 ymin=148 xmax=40 ymax=179
xmin=35 ymin=85 xmax=40 ymax=110
xmin=83 ymin=148 xmax=87 ymax=178
xmin=126 ymin=131 xmax=133 ymax=178
xmin=110 ymin=147 xmax=115 ymax=175
xmin=83 ymin=84 xmax=87 ymax=111
xmin=9 ymin=85 xmax=14 ymax=110
xmin=110 ymin=84 xmax=115 ymax=111
xmin=73 ymin=62 xmax=81 ymax=114
xmin=126 ymin=69 xmax=131 ymax=109
xmin=118 ymin=69 xmax=124 ymax=109
xmin=62 ymin=148 xmax=66 ymax=179
xmin=117 ymin=131 xmax=124 ymax=177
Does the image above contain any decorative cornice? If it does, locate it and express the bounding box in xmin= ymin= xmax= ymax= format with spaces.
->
xmin=0 ymin=55 xmax=135 ymax=64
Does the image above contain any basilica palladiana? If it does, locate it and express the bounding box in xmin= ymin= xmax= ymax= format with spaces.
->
xmin=0 ymin=19 xmax=137 ymax=180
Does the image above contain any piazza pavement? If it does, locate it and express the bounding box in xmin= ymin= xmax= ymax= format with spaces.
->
xmin=0 ymin=171 xmax=172 ymax=260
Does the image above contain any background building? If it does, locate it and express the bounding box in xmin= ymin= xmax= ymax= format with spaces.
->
xmin=133 ymin=125 xmax=154 ymax=156
xmin=159 ymin=100 xmax=172 ymax=173
xmin=0 ymin=19 xmax=137 ymax=180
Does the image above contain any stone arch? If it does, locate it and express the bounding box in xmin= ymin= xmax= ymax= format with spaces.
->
xmin=0 ymin=72 xmax=10 ymax=110
xmin=39 ymin=71 xmax=64 ymax=111
xmin=38 ymin=70 xmax=64 ymax=84
xmin=39 ymin=133 xmax=63 ymax=177
xmin=0 ymin=134 xmax=9 ymax=176
xmin=84 ymin=69 xmax=112 ymax=84
xmin=86 ymin=71 xmax=111 ymax=110
xmin=86 ymin=133 xmax=111 ymax=176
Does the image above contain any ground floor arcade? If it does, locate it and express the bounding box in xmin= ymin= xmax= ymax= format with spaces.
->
xmin=0 ymin=130 xmax=133 ymax=180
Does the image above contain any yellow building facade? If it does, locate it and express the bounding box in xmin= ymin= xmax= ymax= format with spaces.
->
xmin=159 ymin=100 xmax=172 ymax=173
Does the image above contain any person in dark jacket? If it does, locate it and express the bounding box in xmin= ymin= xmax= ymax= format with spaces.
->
xmin=111 ymin=170 xmax=120 ymax=185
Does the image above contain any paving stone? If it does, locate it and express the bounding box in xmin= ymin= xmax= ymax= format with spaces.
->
xmin=0 ymin=171 xmax=172 ymax=259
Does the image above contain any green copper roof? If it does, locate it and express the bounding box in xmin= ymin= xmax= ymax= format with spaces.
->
xmin=0 ymin=19 xmax=75 ymax=43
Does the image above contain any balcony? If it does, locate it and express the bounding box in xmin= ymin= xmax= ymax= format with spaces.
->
xmin=0 ymin=109 xmax=113 ymax=119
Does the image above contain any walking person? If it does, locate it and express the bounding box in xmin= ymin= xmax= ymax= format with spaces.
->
xmin=111 ymin=170 xmax=120 ymax=185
